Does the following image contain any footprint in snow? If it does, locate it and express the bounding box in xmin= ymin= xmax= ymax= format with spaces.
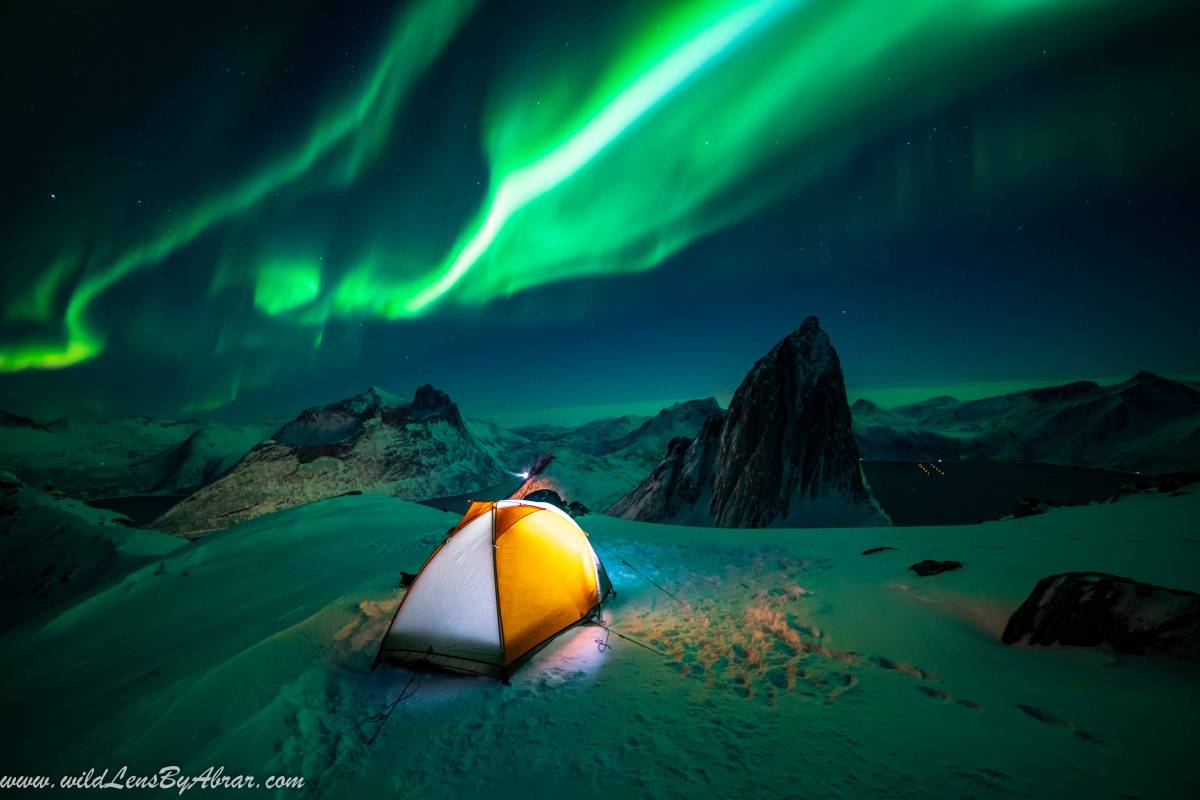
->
xmin=871 ymin=655 xmax=940 ymax=681
xmin=913 ymin=684 xmax=983 ymax=710
xmin=916 ymin=686 xmax=950 ymax=701
xmin=1015 ymin=703 xmax=1071 ymax=726
xmin=1015 ymin=703 xmax=1105 ymax=745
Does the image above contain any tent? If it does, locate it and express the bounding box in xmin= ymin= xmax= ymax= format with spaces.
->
xmin=374 ymin=499 xmax=614 ymax=680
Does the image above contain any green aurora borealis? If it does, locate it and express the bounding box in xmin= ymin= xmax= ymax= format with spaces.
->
xmin=1 ymin=0 xmax=1197 ymax=419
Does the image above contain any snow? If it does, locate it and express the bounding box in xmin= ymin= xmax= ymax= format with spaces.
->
xmin=0 ymin=473 xmax=184 ymax=634
xmin=0 ymin=415 xmax=275 ymax=498
xmin=2 ymin=487 xmax=1198 ymax=798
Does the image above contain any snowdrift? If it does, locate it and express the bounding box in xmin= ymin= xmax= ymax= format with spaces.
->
xmin=2 ymin=489 xmax=1199 ymax=797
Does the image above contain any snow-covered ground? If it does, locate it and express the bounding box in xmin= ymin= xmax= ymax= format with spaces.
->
xmin=1 ymin=490 xmax=1197 ymax=798
xmin=0 ymin=471 xmax=184 ymax=633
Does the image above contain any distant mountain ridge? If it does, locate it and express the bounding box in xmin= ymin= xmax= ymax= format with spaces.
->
xmin=467 ymin=397 xmax=720 ymax=511
xmin=0 ymin=412 xmax=274 ymax=499
xmin=611 ymin=317 xmax=888 ymax=528
xmin=0 ymin=410 xmax=49 ymax=432
xmin=853 ymin=371 xmax=1200 ymax=472
xmin=153 ymin=385 xmax=505 ymax=536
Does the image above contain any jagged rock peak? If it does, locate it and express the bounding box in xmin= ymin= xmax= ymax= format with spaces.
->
xmin=411 ymin=384 xmax=459 ymax=420
xmin=610 ymin=317 xmax=887 ymax=528
xmin=709 ymin=316 xmax=877 ymax=527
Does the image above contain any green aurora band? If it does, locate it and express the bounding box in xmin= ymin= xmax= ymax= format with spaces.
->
xmin=1 ymin=0 xmax=1144 ymax=374
xmin=0 ymin=0 xmax=476 ymax=372
xmin=331 ymin=0 xmax=1130 ymax=318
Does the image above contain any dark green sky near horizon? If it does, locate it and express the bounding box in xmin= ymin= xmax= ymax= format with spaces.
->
xmin=0 ymin=0 xmax=1197 ymax=424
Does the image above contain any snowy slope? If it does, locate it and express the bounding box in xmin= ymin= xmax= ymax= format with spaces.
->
xmin=0 ymin=471 xmax=183 ymax=634
xmin=2 ymin=489 xmax=1197 ymax=798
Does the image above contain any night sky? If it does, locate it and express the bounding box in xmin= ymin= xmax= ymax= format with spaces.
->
xmin=1 ymin=0 xmax=1197 ymax=424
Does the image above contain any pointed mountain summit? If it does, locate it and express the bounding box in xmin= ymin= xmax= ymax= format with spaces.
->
xmin=610 ymin=317 xmax=887 ymax=527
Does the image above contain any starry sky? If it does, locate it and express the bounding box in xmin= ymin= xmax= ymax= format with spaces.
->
xmin=1 ymin=0 xmax=1196 ymax=424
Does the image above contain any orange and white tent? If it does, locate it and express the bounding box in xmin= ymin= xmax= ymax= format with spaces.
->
xmin=374 ymin=499 xmax=613 ymax=679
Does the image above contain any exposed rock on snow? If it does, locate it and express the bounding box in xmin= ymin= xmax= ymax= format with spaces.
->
xmin=1002 ymin=572 xmax=1200 ymax=661
xmin=853 ymin=371 xmax=1200 ymax=472
xmin=862 ymin=546 xmax=898 ymax=556
xmin=610 ymin=317 xmax=888 ymax=527
xmin=0 ymin=410 xmax=49 ymax=432
xmin=909 ymin=559 xmax=964 ymax=577
xmin=153 ymin=385 xmax=504 ymax=536
xmin=1010 ymin=496 xmax=1052 ymax=519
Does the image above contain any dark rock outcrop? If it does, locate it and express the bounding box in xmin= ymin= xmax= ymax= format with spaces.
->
xmin=909 ymin=559 xmax=963 ymax=577
xmin=523 ymin=488 xmax=567 ymax=509
xmin=410 ymin=384 xmax=460 ymax=422
xmin=0 ymin=410 xmax=49 ymax=432
xmin=710 ymin=317 xmax=880 ymax=527
xmin=609 ymin=317 xmax=887 ymax=527
xmin=862 ymin=546 xmax=898 ymax=556
xmin=1002 ymin=572 xmax=1200 ymax=661
xmin=1010 ymin=496 xmax=1051 ymax=519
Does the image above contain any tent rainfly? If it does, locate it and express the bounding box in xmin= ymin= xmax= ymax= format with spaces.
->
xmin=374 ymin=499 xmax=614 ymax=680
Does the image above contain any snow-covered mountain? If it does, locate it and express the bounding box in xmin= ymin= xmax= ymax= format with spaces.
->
xmin=513 ymin=415 xmax=647 ymax=456
xmin=611 ymin=317 xmax=888 ymax=527
xmin=608 ymin=398 xmax=722 ymax=459
xmin=606 ymin=414 xmax=724 ymax=524
xmin=0 ymin=412 xmax=274 ymax=499
xmin=853 ymin=371 xmax=1200 ymax=472
xmin=153 ymin=385 xmax=506 ymax=536
xmin=509 ymin=399 xmax=719 ymax=459
xmin=466 ymin=399 xmax=721 ymax=512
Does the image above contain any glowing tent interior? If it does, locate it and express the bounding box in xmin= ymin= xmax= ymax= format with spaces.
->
xmin=374 ymin=499 xmax=614 ymax=679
